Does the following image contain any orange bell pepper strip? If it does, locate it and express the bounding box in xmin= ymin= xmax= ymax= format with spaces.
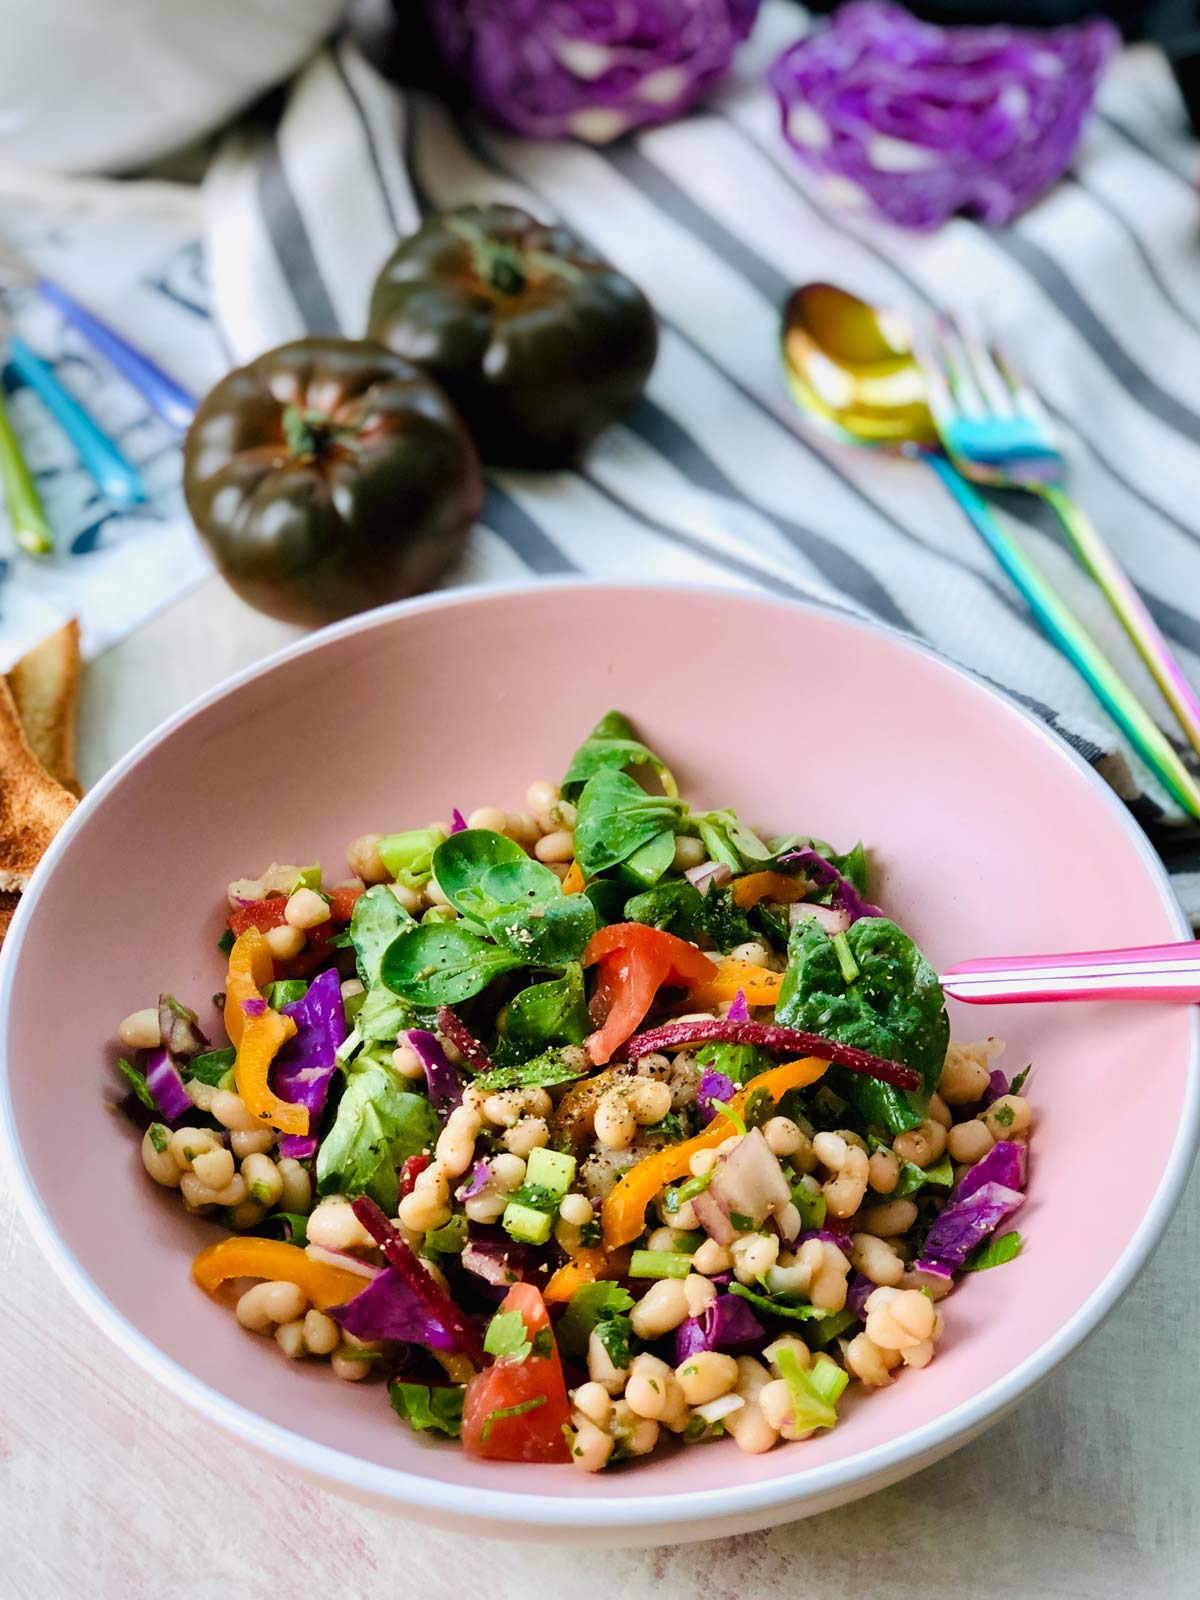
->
xmin=543 ymin=1246 xmax=631 ymax=1304
xmin=601 ymin=1056 xmax=829 ymax=1247
xmin=688 ymin=956 xmax=783 ymax=1009
xmin=731 ymin=870 xmax=808 ymax=910
xmin=192 ymin=1236 xmax=372 ymax=1308
xmin=224 ymin=929 xmax=306 ymax=1135
xmin=561 ymin=860 xmax=585 ymax=896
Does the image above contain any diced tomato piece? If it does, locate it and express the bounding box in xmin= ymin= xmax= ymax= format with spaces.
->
xmin=582 ymin=923 xmax=717 ymax=1066
xmin=399 ymin=1154 xmax=430 ymax=1200
xmin=228 ymin=897 xmax=289 ymax=937
xmin=461 ymin=1284 xmax=571 ymax=1464
xmin=327 ymin=884 xmax=364 ymax=923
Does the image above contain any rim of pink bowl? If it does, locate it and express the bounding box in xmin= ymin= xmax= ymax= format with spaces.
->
xmin=2 ymin=578 xmax=1198 ymax=1537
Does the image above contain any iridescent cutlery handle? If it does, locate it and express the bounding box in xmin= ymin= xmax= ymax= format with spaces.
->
xmin=942 ymin=941 xmax=1200 ymax=1004
xmin=0 ymin=383 xmax=52 ymax=554
xmin=37 ymin=278 xmax=197 ymax=432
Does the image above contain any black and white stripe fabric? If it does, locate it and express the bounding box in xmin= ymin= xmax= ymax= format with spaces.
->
xmin=205 ymin=0 xmax=1200 ymax=916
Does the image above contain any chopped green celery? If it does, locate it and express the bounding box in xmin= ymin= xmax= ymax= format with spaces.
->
xmin=525 ymin=1147 xmax=576 ymax=1198
xmin=712 ymin=1102 xmax=746 ymax=1138
xmin=775 ymin=1344 xmax=848 ymax=1432
xmin=342 ymin=988 xmax=367 ymax=1026
xmin=421 ymin=905 xmax=458 ymax=926
xmin=263 ymin=978 xmax=308 ymax=1010
xmin=503 ymin=1200 xmax=554 ymax=1246
xmin=671 ymin=1230 xmax=704 ymax=1253
xmin=424 ymin=1215 xmax=468 ymax=1255
xmin=289 ymin=864 xmax=323 ymax=893
xmin=665 ymin=1170 xmax=713 ymax=1213
xmin=791 ymin=1182 xmax=827 ymax=1230
xmin=805 ymin=1307 xmax=858 ymax=1349
xmin=831 ymin=930 xmax=860 ymax=984
xmin=378 ymin=827 xmax=445 ymax=889
xmin=629 ymin=1250 xmax=692 ymax=1279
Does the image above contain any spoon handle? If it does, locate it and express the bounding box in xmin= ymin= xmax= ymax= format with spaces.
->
xmin=926 ymin=455 xmax=1200 ymax=821
xmin=942 ymin=942 xmax=1200 ymax=1004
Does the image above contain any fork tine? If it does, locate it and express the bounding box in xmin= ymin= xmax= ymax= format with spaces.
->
xmin=911 ymin=314 xmax=958 ymax=427
xmin=990 ymin=340 xmax=1055 ymax=439
xmin=933 ymin=313 xmax=985 ymax=420
xmin=951 ymin=310 xmax=1014 ymax=421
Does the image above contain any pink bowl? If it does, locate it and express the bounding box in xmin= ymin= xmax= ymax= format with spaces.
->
xmin=2 ymin=582 xmax=1197 ymax=1543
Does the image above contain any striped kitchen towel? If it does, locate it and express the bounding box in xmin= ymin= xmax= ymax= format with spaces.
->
xmin=203 ymin=1 xmax=1200 ymax=910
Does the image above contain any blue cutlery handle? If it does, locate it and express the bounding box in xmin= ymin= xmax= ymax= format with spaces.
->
xmin=7 ymin=336 xmax=146 ymax=507
xmin=37 ymin=278 xmax=197 ymax=433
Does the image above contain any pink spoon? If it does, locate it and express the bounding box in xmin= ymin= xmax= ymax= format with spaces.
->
xmin=941 ymin=942 xmax=1200 ymax=1005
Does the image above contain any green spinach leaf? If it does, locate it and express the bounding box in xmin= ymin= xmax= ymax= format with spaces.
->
xmin=572 ymin=768 xmax=685 ymax=880
xmin=962 ymin=1230 xmax=1024 ymax=1272
xmin=560 ymin=710 xmax=677 ymax=803
xmin=183 ymin=1046 xmax=237 ymax=1087
xmin=381 ymin=922 xmax=524 ymax=1006
xmin=503 ymin=963 xmax=591 ymax=1052
xmin=473 ymin=1047 xmax=592 ymax=1095
xmin=775 ymin=916 xmax=948 ymax=1134
xmin=624 ymin=877 xmax=755 ymax=952
xmin=350 ymin=885 xmax=416 ymax=987
xmin=315 ymin=1057 xmax=438 ymax=1214
xmin=489 ymin=894 xmax=595 ymax=967
xmin=618 ymin=828 xmax=676 ymax=889
xmin=432 ymin=829 xmax=528 ymax=916
xmin=584 ymin=878 xmax=630 ymax=927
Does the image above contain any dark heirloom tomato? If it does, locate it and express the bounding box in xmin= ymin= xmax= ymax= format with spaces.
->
xmin=367 ymin=204 xmax=658 ymax=467
xmin=183 ymin=339 xmax=482 ymax=625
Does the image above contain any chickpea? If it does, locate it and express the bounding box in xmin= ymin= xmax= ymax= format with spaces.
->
xmin=467 ymin=807 xmax=509 ymax=833
xmin=568 ymin=1417 xmax=614 ymax=1474
xmin=723 ymin=1357 xmax=778 ymax=1455
xmin=981 ymin=1094 xmax=1032 ymax=1141
xmin=306 ymin=1197 xmax=373 ymax=1252
xmin=844 ymin=1332 xmax=901 ymax=1388
xmin=277 ymin=1157 xmax=312 ymax=1214
xmin=893 ymin=1119 xmax=947 ymax=1168
xmin=141 ymin=1125 xmax=181 ymax=1187
xmin=346 ymin=833 xmax=389 ymax=885
xmin=868 ymin=1148 xmax=901 ymax=1194
xmin=857 ymin=1198 xmax=918 ymax=1238
xmin=534 ymin=830 xmax=575 ymax=864
xmin=571 ymin=1382 xmax=613 ymax=1428
xmin=242 ymin=1152 xmax=284 ymax=1208
xmin=630 ymin=1278 xmax=691 ymax=1340
xmin=587 ymin=1327 xmax=630 ymax=1394
xmin=118 ymin=1008 xmax=161 ymax=1051
xmin=627 ymin=1078 xmax=672 ymax=1127
xmin=675 ymin=1351 xmax=739 ymax=1406
xmin=672 ymin=834 xmax=707 ymax=871
xmin=812 ymin=1131 xmax=869 ymax=1218
xmin=731 ymin=1232 xmax=780 ymax=1285
xmin=938 ymin=1042 xmax=995 ymax=1105
xmin=211 ymin=1090 xmax=259 ymax=1133
xmin=864 ymin=1287 xmax=937 ymax=1352
xmin=928 ymin=1092 xmax=953 ymax=1130
xmin=264 ymin=924 xmax=305 ymax=962
xmin=947 ymin=1118 xmax=994 ymax=1164
xmin=594 ymin=1090 xmax=637 ymax=1151
xmin=762 ymin=1116 xmax=805 ymax=1158
xmin=502 ymin=1117 xmax=550 ymax=1159
xmin=235 ymin=1280 xmax=308 ymax=1333
xmin=691 ymin=1238 xmax=733 ymax=1276
xmin=850 ymin=1231 xmax=905 ymax=1287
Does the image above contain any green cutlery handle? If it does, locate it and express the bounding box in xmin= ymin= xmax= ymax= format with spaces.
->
xmin=0 ymin=386 xmax=52 ymax=555
xmin=926 ymin=454 xmax=1200 ymax=820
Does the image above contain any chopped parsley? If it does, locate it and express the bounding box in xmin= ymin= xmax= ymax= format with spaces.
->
xmin=1010 ymin=1065 xmax=1031 ymax=1095
xmin=483 ymin=1309 xmax=531 ymax=1363
xmin=962 ymin=1231 xmax=1024 ymax=1272
xmin=991 ymin=1103 xmax=1015 ymax=1128
xmin=556 ymin=1281 xmax=634 ymax=1367
xmin=117 ymin=1058 xmax=155 ymax=1112
xmin=148 ymin=1123 xmax=169 ymax=1154
xmin=480 ymin=1394 xmax=546 ymax=1443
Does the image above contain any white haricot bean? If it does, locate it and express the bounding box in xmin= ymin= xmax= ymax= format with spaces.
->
xmin=346 ymin=833 xmax=389 ymax=885
xmin=167 ymin=1126 xmax=222 ymax=1171
xmin=398 ymin=1184 xmax=451 ymax=1234
xmin=392 ymin=1039 xmax=426 ymax=1080
xmin=850 ymin=1231 xmax=905 ymax=1287
xmin=761 ymin=1352 xmax=845 ymax=1440
xmin=227 ymin=1198 xmax=268 ymax=1231
xmin=627 ymin=1078 xmax=672 ymax=1127
xmin=277 ymin=1157 xmax=312 ymax=1214
xmin=763 ymin=1334 xmax=810 ymax=1378
xmin=301 ymin=1310 xmax=340 ymax=1356
xmin=436 ymin=1106 xmax=482 ymax=1177
xmin=242 ymin=1152 xmax=284 ymax=1208
xmin=857 ymin=1198 xmax=918 ymax=1238
xmin=723 ymin=1357 xmax=778 ymax=1455
xmin=656 ymin=1196 xmax=698 ymax=1231
xmin=141 ymin=1126 xmax=181 ymax=1187
xmin=729 ymin=939 xmax=774 ymax=968
xmin=571 ymin=1381 xmax=613 ymax=1428
xmin=569 ymin=1417 xmax=614 ymax=1474
xmin=118 ymin=1008 xmax=161 ymax=1051
xmin=264 ymin=924 xmax=306 ymax=961
xmin=593 ymin=1089 xmax=637 ymax=1151
xmin=505 ymin=812 xmax=540 ymax=845
xmin=181 ymin=1171 xmax=247 ymax=1210
xmin=502 ymin=1117 xmax=550 ymax=1158
xmin=981 ymin=1094 xmax=1032 ymax=1141
xmin=467 ymin=806 xmax=509 ymax=834
xmin=762 ymin=1116 xmax=805 ymax=1158
xmin=672 ymin=834 xmax=707 ymax=871
xmin=307 ymin=1197 xmax=374 ymax=1253
xmin=610 ymin=1400 xmax=659 ymax=1457
xmin=682 ymin=1274 xmax=718 ymax=1318
xmin=689 ymin=1147 xmax=717 ymax=1179
xmin=630 ymin=1278 xmax=691 ymax=1340
xmin=388 ymin=881 xmax=424 ymax=915
xmin=868 ymin=1148 xmax=901 ymax=1194
xmin=534 ymin=829 xmax=575 ymax=864
xmin=211 ymin=1090 xmax=259 ymax=1133
xmin=526 ymin=780 xmax=559 ymax=821
xmin=231 ymin=1129 xmax=275 ymax=1159
xmin=813 ymin=1130 xmax=870 ymax=1218
xmin=901 ymin=1266 xmax=955 ymax=1302
xmin=275 ymin=1319 xmax=309 ymax=1359
xmin=864 ymin=1287 xmax=937 ymax=1351
xmin=796 ymin=1237 xmax=851 ymax=1312
xmin=559 ymin=1192 xmax=594 ymax=1227
xmin=284 ymin=887 xmax=327 ymax=929
xmin=587 ymin=1327 xmax=631 ymax=1394
xmin=424 ymin=876 xmax=452 ymax=908
xmin=691 ymin=1238 xmax=733 ymax=1276
xmin=481 ymin=1087 xmax=553 ymax=1128
xmin=893 ymin=1119 xmax=947 ymax=1168
xmin=191 ymin=1146 xmax=235 ymax=1193
xmin=186 ymin=1078 xmax=218 ymax=1113
xmin=331 ymin=1348 xmax=373 ymax=1381
xmin=235 ymin=1280 xmax=308 ymax=1333
xmin=845 ymin=1332 xmax=902 ymax=1387
xmin=731 ymin=1232 xmax=780 ymax=1284
xmin=947 ymin=1119 xmax=994 ymax=1164
xmin=625 ymin=1353 xmax=679 ymax=1420
xmin=675 ymin=1350 xmax=738 ymax=1406
xmin=340 ymin=977 xmax=365 ymax=1003
xmin=938 ymin=1042 xmax=996 ymax=1105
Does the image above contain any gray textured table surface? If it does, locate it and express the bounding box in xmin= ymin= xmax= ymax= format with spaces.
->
xmin=2 ymin=576 xmax=1197 ymax=1597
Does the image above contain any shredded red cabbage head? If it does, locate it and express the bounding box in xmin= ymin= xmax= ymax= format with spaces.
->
xmin=845 ymin=1268 xmax=874 ymax=1320
xmin=951 ymin=1138 xmax=1025 ymax=1201
xmin=424 ymin=0 xmax=762 ymax=143
xmin=275 ymin=969 xmax=347 ymax=1161
xmin=797 ymin=1227 xmax=854 ymax=1257
xmin=768 ymin=2 xmax=1118 ymax=230
xmin=328 ymin=1266 xmax=459 ymax=1349
xmin=456 ymin=1159 xmax=492 ymax=1202
xmin=697 ymin=1066 xmax=736 ymax=1124
xmin=674 ymin=1291 xmax=764 ymax=1361
xmin=982 ymin=1067 xmax=1010 ymax=1107
xmin=450 ymin=808 xmax=468 ymax=833
xmin=917 ymin=1179 xmax=1024 ymax=1272
xmin=406 ymin=1029 xmax=464 ymax=1117
xmin=774 ymin=846 xmax=882 ymax=922
xmin=726 ymin=987 xmax=749 ymax=1023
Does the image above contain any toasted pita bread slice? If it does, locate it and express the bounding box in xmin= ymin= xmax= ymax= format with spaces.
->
xmin=6 ymin=619 xmax=81 ymax=796
xmin=0 ymin=678 xmax=76 ymax=894
xmin=0 ymin=890 xmax=17 ymax=949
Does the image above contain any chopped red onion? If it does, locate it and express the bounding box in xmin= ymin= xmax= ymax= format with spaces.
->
xmin=685 ymin=860 xmax=731 ymax=897
xmin=789 ymin=902 xmax=851 ymax=936
xmin=450 ymin=809 xmax=467 ymax=833
xmin=239 ymin=996 xmax=268 ymax=1018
